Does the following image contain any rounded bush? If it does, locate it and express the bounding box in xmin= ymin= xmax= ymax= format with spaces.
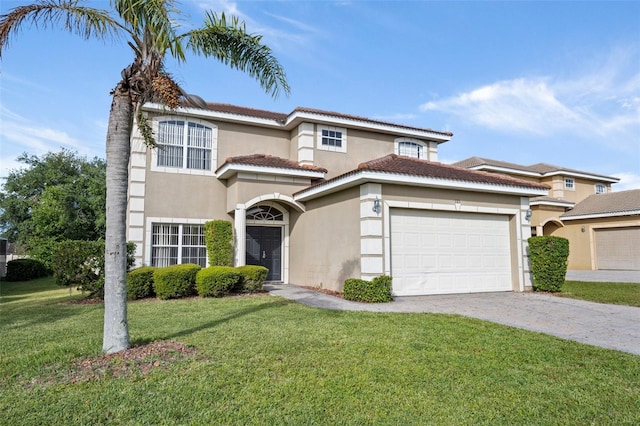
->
xmin=127 ymin=266 xmax=156 ymax=300
xmin=343 ymin=275 xmax=393 ymax=303
xmin=196 ymin=266 xmax=241 ymax=297
xmin=153 ymin=264 xmax=201 ymax=300
xmin=5 ymin=258 xmax=50 ymax=281
xmin=235 ymin=265 xmax=268 ymax=293
xmin=528 ymin=236 xmax=569 ymax=292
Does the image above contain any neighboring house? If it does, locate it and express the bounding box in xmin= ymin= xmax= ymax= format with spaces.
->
xmin=127 ymin=103 xmax=547 ymax=296
xmin=557 ymin=190 xmax=640 ymax=270
xmin=454 ymin=157 xmax=639 ymax=271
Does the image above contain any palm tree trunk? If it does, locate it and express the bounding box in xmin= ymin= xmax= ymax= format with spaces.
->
xmin=103 ymin=80 xmax=132 ymax=354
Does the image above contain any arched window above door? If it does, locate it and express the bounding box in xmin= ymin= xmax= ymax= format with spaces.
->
xmin=246 ymin=205 xmax=284 ymax=222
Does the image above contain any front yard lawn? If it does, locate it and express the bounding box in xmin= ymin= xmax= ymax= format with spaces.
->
xmin=1 ymin=278 xmax=639 ymax=425
xmin=559 ymin=280 xmax=640 ymax=307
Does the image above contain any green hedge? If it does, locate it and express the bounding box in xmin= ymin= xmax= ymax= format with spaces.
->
xmin=204 ymin=220 xmax=233 ymax=267
xmin=126 ymin=266 xmax=156 ymax=300
xmin=196 ymin=266 xmax=241 ymax=298
xmin=236 ymin=265 xmax=269 ymax=293
xmin=51 ymin=240 xmax=136 ymax=298
xmin=528 ymin=236 xmax=569 ymax=292
xmin=343 ymin=275 xmax=393 ymax=303
xmin=5 ymin=258 xmax=49 ymax=282
xmin=153 ymin=264 xmax=201 ymax=300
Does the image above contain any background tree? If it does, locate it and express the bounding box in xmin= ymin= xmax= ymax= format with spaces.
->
xmin=0 ymin=0 xmax=289 ymax=353
xmin=0 ymin=150 xmax=106 ymax=268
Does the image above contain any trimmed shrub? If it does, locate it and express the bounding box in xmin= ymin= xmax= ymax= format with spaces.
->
xmin=528 ymin=236 xmax=569 ymax=292
xmin=127 ymin=266 xmax=156 ymax=300
xmin=343 ymin=275 xmax=393 ymax=303
xmin=236 ymin=265 xmax=268 ymax=293
xmin=204 ymin=220 xmax=234 ymax=267
xmin=51 ymin=240 xmax=136 ymax=298
xmin=153 ymin=264 xmax=201 ymax=300
xmin=196 ymin=266 xmax=241 ymax=298
xmin=5 ymin=258 xmax=49 ymax=281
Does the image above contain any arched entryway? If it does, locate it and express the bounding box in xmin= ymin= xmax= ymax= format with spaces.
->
xmin=245 ymin=204 xmax=285 ymax=281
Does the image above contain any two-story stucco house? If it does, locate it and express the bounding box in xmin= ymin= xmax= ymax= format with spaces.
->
xmin=454 ymin=157 xmax=640 ymax=271
xmin=126 ymin=103 xmax=548 ymax=296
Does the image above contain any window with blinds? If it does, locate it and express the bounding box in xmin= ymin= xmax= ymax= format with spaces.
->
xmin=156 ymin=120 xmax=212 ymax=171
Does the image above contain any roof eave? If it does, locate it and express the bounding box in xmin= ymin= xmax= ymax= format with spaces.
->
xmin=283 ymin=110 xmax=452 ymax=142
xmin=561 ymin=210 xmax=640 ymax=221
xmin=294 ymin=170 xmax=548 ymax=202
xmin=216 ymin=163 xmax=326 ymax=180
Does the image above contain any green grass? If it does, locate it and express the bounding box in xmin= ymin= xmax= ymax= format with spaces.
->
xmin=558 ymin=280 xmax=640 ymax=307
xmin=1 ymin=278 xmax=639 ymax=425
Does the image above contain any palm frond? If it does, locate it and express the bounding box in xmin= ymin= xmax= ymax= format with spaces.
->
xmin=114 ymin=0 xmax=184 ymax=61
xmin=180 ymin=12 xmax=290 ymax=99
xmin=0 ymin=0 xmax=123 ymax=58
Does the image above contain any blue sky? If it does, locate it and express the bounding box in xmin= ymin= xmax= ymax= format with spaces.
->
xmin=1 ymin=0 xmax=639 ymax=190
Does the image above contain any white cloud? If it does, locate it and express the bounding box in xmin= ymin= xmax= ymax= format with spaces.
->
xmin=0 ymin=107 xmax=92 ymax=178
xmin=196 ymin=0 xmax=319 ymax=51
xmin=421 ymin=78 xmax=585 ymax=135
xmin=612 ymin=172 xmax=640 ymax=191
xmin=420 ymin=46 xmax=640 ymax=150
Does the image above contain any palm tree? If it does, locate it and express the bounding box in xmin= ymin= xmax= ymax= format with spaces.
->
xmin=0 ymin=0 xmax=289 ymax=354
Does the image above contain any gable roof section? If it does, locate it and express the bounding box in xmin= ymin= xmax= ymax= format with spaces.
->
xmin=216 ymin=154 xmax=327 ymax=180
xmin=561 ymin=189 xmax=640 ymax=220
xmin=453 ymin=156 xmax=619 ymax=182
xmin=295 ymin=155 xmax=549 ymax=201
xmin=144 ymin=102 xmax=452 ymax=142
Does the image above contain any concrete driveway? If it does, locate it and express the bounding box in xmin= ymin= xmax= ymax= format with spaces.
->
xmin=265 ymin=284 xmax=640 ymax=356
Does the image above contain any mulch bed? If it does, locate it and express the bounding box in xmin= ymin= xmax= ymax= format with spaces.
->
xmin=300 ymin=286 xmax=344 ymax=299
xmin=27 ymin=340 xmax=201 ymax=387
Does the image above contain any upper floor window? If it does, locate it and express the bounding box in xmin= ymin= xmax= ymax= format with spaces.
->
xmin=157 ymin=120 xmax=212 ymax=170
xmin=318 ymin=126 xmax=347 ymax=153
xmin=595 ymin=183 xmax=606 ymax=194
xmin=564 ymin=177 xmax=575 ymax=190
xmin=396 ymin=140 xmax=425 ymax=159
xmin=151 ymin=117 xmax=217 ymax=175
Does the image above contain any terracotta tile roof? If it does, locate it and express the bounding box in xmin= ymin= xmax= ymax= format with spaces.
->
xmin=291 ymin=107 xmax=453 ymax=137
xmin=298 ymin=155 xmax=549 ymax=196
xmin=218 ymin=154 xmax=328 ymax=173
xmin=199 ymin=103 xmax=452 ymax=136
xmin=453 ymin=156 xmax=618 ymax=181
xmin=204 ymin=103 xmax=288 ymax=121
xmin=453 ymin=156 xmax=534 ymax=173
xmin=357 ymin=155 xmax=548 ymax=189
xmin=561 ymin=189 xmax=640 ymax=218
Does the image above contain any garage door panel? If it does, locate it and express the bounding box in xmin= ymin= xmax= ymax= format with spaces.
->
xmin=391 ymin=209 xmax=513 ymax=295
xmin=595 ymin=227 xmax=640 ymax=270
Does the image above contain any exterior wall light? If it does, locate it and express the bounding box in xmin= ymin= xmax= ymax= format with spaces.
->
xmin=372 ymin=197 xmax=382 ymax=215
xmin=525 ymin=209 xmax=533 ymax=222
xmin=581 ymin=226 xmax=586 ymax=233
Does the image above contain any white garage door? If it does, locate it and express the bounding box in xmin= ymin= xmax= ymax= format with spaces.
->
xmin=391 ymin=209 xmax=513 ymax=295
xmin=595 ymin=227 xmax=640 ymax=270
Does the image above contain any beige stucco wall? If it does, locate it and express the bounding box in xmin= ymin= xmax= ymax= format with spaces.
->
xmin=288 ymin=187 xmax=361 ymax=290
xmin=550 ymin=215 xmax=640 ymax=270
xmin=143 ymin=172 xmax=228 ymax=219
xmin=216 ymin=122 xmax=291 ymax=168
xmin=225 ymin=175 xmax=311 ymax=213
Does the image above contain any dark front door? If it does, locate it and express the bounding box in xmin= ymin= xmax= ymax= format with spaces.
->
xmin=246 ymin=226 xmax=282 ymax=281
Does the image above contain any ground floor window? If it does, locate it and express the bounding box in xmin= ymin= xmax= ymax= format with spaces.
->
xmin=151 ymin=223 xmax=207 ymax=267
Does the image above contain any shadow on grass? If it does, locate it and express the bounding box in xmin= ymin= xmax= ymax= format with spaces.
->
xmin=162 ymin=298 xmax=294 ymax=341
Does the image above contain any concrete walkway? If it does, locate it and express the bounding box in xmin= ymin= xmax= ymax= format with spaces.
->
xmin=264 ymin=284 xmax=640 ymax=356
